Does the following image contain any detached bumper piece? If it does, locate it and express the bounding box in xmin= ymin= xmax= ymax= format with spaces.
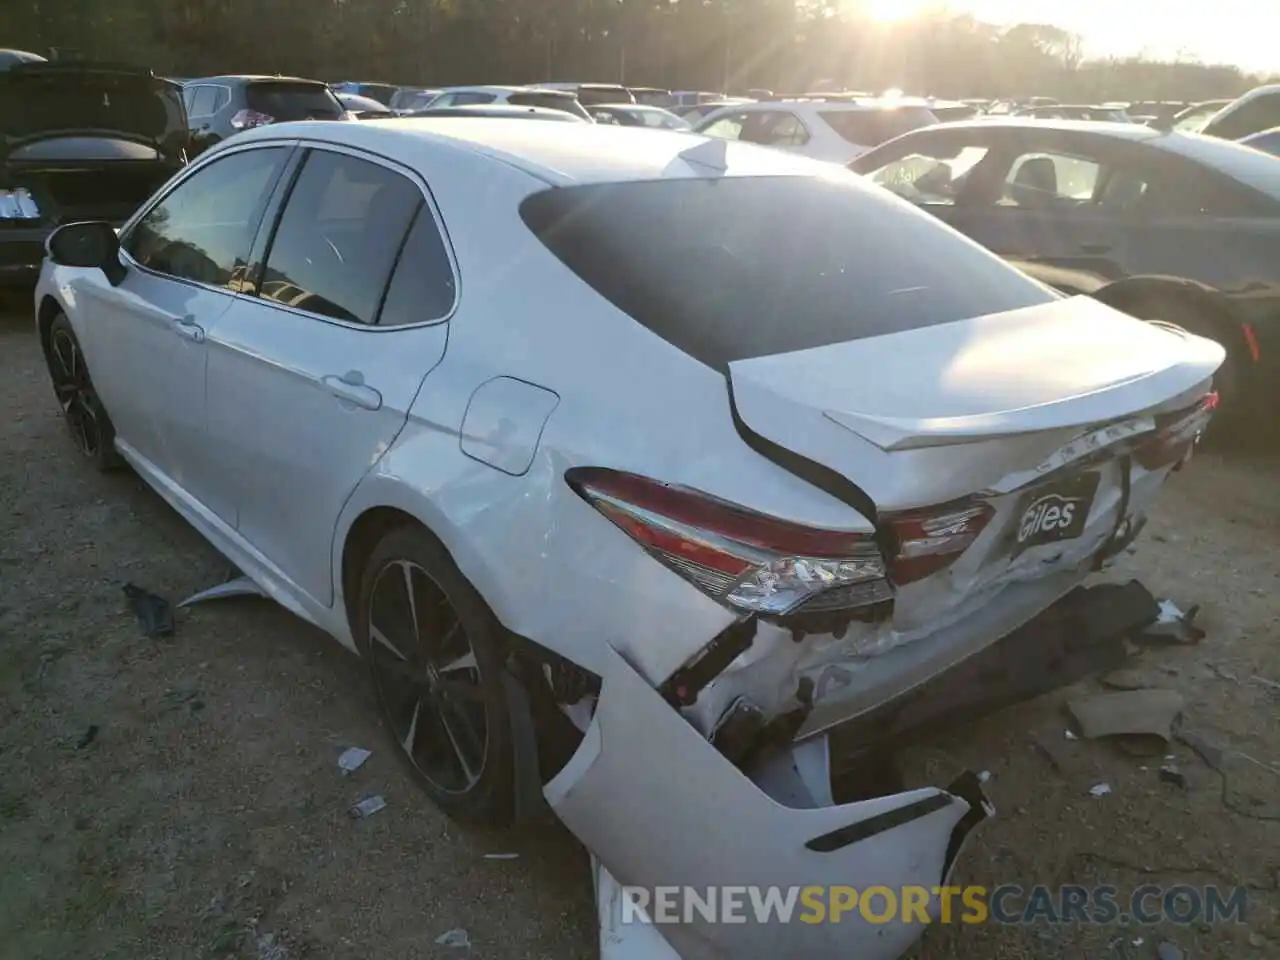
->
xmin=548 ymin=645 xmax=993 ymax=960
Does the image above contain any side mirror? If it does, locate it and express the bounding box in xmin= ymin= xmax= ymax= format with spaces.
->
xmin=47 ymin=220 xmax=127 ymax=286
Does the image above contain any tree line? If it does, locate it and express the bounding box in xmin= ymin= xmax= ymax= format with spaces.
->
xmin=2 ymin=0 xmax=1272 ymax=102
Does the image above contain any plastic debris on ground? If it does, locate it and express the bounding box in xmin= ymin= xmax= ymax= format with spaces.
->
xmin=76 ymin=724 xmax=99 ymax=749
xmin=122 ymin=583 xmax=175 ymax=638
xmin=337 ymin=747 xmax=371 ymax=775
xmin=348 ymin=795 xmax=387 ymax=819
xmin=178 ymin=574 xmax=269 ymax=609
xmin=1135 ymin=599 xmax=1204 ymax=646
xmin=1088 ymin=782 xmax=1112 ymax=797
xmin=434 ymin=928 xmax=471 ymax=948
xmin=976 ymin=770 xmax=992 ymax=783
xmin=484 ymin=852 xmax=519 ymax=860
xmin=1066 ymin=689 xmax=1184 ymax=744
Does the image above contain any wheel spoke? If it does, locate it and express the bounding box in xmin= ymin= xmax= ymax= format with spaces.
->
xmin=369 ymin=623 xmax=408 ymax=661
xmin=401 ymin=696 xmax=423 ymax=754
xmin=437 ymin=676 xmax=485 ymax=703
xmin=433 ymin=695 xmax=481 ymax=784
xmin=439 ymin=648 xmax=477 ymax=674
xmin=399 ymin=561 xmax=421 ymax=644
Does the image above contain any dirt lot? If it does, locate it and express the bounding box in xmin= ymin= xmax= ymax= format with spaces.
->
xmin=2 ymin=304 xmax=1278 ymax=960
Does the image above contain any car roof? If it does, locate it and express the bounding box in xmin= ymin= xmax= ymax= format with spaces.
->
xmin=926 ymin=117 xmax=1163 ymax=140
xmin=191 ymin=75 xmax=325 ymax=85
xmin=408 ymin=104 xmax=583 ymax=121
xmin=239 ymin=118 xmax=829 ymax=185
xmin=437 ymin=84 xmax=560 ymax=95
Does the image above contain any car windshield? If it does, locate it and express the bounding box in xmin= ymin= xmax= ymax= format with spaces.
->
xmin=520 ymin=175 xmax=1054 ymax=369
xmin=246 ymin=82 xmax=345 ymax=121
xmin=820 ymin=107 xmax=937 ymax=146
xmin=508 ymin=91 xmax=590 ymax=119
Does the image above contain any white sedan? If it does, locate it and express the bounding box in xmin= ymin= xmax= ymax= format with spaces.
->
xmin=35 ymin=118 xmax=1221 ymax=959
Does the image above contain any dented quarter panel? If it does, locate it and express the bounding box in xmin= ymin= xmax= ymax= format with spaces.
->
xmin=547 ymin=645 xmax=982 ymax=960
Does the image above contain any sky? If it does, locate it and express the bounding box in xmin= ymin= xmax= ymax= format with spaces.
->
xmin=862 ymin=0 xmax=1280 ymax=73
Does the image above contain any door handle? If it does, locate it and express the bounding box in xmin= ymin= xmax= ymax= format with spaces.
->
xmin=322 ymin=372 xmax=382 ymax=410
xmin=172 ymin=314 xmax=205 ymax=342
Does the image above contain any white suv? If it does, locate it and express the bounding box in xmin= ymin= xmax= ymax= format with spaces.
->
xmin=422 ymin=85 xmax=592 ymax=121
xmin=695 ymin=99 xmax=937 ymax=164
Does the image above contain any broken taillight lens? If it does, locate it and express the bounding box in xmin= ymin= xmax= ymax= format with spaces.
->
xmin=1132 ymin=391 xmax=1218 ymax=471
xmin=884 ymin=501 xmax=995 ymax=585
xmin=566 ymin=467 xmax=892 ymax=617
xmin=230 ymin=109 xmax=275 ymax=130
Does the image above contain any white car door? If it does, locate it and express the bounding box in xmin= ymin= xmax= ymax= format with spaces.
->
xmin=79 ymin=144 xmax=293 ymax=514
xmin=202 ymin=144 xmax=457 ymax=607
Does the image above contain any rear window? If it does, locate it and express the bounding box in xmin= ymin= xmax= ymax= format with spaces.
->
xmin=520 ymin=176 xmax=1055 ymax=368
xmin=246 ymin=82 xmax=344 ymax=121
xmin=821 ymin=107 xmax=937 ymax=146
xmin=575 ymin=85 xmax=634 ymax=106
xmin=508 ymin=91 xmax=590 ymax=119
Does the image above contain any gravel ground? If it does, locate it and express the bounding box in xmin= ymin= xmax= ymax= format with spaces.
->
xmin=2 ymin=303 xmax=1278 ymax=960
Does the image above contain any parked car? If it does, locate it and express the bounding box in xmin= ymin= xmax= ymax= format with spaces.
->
xmin=336 ymin=92 xmax=393 ymax=119
xmin=678 ymin=98 xmax=752 ymax=123
xmin=627 ymin=86 xmax=674 ymax=108
xmin=1011 ymin=104 xmax=1133 ymax=122
xmin=405 ymin=104 xmax=585 ymax=122
xmin=34 ymin=117 xmax=1219 ymax=958
xmin=589 ymin=104 xmax=691 ymax=130
xmin=329 ymin=81 xmax=399 ymax=106
xmin=670 ymin=90 xmax=727 ymax=113
xmin=536 ymin=81 xmax=634 ymax=105
xmin=1128 ymin=100 xmax=1190 ymax=125
xmin=425 ymin=85 xmax=591 ymax=120
xmin=850 ymin=117 xmax=1280 ymax=426
xmin=1196 ymin=85 xmax=1280 ymax=141
xmin=1239 ymin=125 xmax=1280 ymax=156
xmin=0 ymin=59 xmax=188 ymax=284
xmin=389 ymin=87 xmax=441 ymax=112
xmin=182 ymin=76 xmax=347 ymax=156
xmin=695 ymin=98 xmax=938 ymax=163
xmin=1170 ymin=98 xmax=1233 ymax=133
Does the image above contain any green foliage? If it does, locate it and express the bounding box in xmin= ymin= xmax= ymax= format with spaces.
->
xmin=0 ymin=1 xmax=1263 ymax=99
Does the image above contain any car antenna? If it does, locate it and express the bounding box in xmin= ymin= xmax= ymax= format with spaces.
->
xmin=677 ymin=138 xmax=729 ymax=174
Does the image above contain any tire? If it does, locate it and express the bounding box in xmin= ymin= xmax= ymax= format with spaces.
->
xmin=44 ymin=312 xmax=123 ymax=471
xmin=354 ymin=524 xmax=516 ymax=825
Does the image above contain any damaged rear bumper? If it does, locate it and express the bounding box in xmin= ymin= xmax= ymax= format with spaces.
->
xmin=546 ymin=645 xmax=993 ymax=960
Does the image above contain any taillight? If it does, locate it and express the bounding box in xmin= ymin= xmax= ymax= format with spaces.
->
xmin=884 ymin=501 xmax=995 ymax=585
xmin=566 ymin=467 xmax=891 ymax=617
xmin=1133 ymin=391 xmax=1217 ymax=470
xmin=230 ymin=109 xmax=275 ymax=130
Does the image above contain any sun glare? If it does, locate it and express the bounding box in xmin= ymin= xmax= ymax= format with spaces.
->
xmin=865 ymin=0 xmax=924 ymax=23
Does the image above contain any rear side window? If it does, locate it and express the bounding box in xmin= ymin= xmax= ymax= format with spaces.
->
xmin=246 ymin=82 xmax=345 ymax=121
xmin=509 ymin=91 xmax=590 ymax=119
xmin=377 ymin=207 xmax=457 ymax=326
xmin=520 ymin=176 xmax=1055 ymax=368
xmin=821 ymin=107 xmax=936 ymax=146
xmin=260 ymin=151 xmax=421 ymax=324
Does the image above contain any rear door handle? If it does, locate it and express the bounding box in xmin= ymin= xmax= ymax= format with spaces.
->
xmin=322 ymin=372 xmax=382 ymax=410
xmin=172 ymin=314 xmax=205 ymax=342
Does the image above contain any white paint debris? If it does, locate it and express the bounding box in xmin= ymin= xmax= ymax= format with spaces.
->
xmin=337 ymin=747 xmax=372 ymax=775
xmin=435 ymin=928 xmax=471 ymax=948
xmin=348 ymin=795 xmax=386 ymax=819
xmin=1089 ymin=783 xmax=1112 ymax=798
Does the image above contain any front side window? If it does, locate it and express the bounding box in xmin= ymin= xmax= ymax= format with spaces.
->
xmin=125 ymin=146 xmax=288 ymax=289
xmin=453 ymin=92 xmax=497 ymax=106
xmin=700 ymin=112 xmax=748 ymax=140
xmin=745 ymin=112 xmax=809 ymax=147
xmin=999 ymin=151 xmax=1105 ymax=208
xmin=866 ymin=142 xmax=991 ymax=206
xmin=258 ymin=150 xmax=422 ymax=324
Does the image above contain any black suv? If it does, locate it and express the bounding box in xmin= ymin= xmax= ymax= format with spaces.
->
xmin=1 ymin=56 xmax=188 ymax=284
xmin=182 ymin=75 xmax=346 ymax=157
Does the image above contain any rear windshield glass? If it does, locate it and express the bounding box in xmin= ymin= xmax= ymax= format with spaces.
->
xmin=246 ymin=82 xmax=344 ymax=121
xmin=356 ymin=84 xmax=398 ymax=105
xmin=821 ymin=107 xmax=937 ymax=146
xmin=508 ymin=91 xmax=590 ymax=119
xmin=575 ymin=85 xmax=633 ymax=106
xmin=520 ymin=176 xmax=1055 ymax=368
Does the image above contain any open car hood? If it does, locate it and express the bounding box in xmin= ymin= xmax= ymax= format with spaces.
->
xmin=0 ymin=61 xmax=187 ymax=159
